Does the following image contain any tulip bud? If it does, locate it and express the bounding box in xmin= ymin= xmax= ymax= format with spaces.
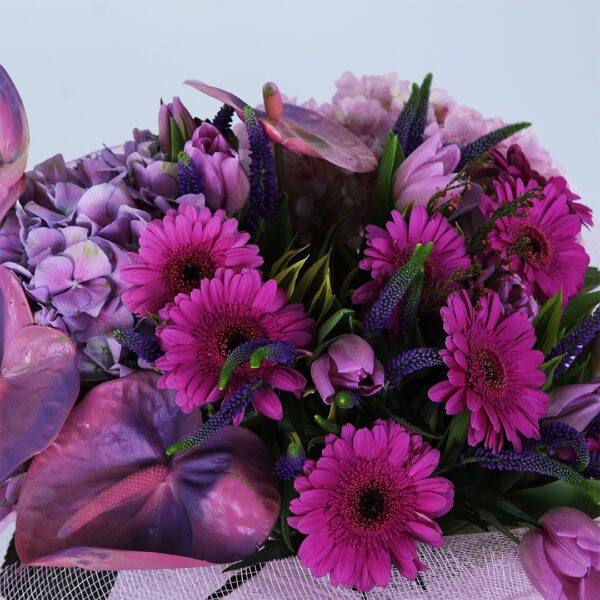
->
xmin=262 ymin=82 xmax=283 ymax=123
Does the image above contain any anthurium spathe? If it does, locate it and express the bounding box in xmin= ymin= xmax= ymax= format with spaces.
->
xmin=0 ymin=65 xmax=29 ymax=221
xmin=15 ymin=371 xmax=281 ymax=570
xmin=186 ymin=79 xmax=378 ymax=173
xmin=0 ymin=266 xmax=80 ymax=483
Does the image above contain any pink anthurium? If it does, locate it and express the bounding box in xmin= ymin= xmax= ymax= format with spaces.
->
xmin=16 ymin=371 xmax=281 ymax=570
xmin=0 ymin=65 xmax=29 ymax=222
xmin=0 ymin=267 xmax=80 ymax=484
xmin=185 ymin=79 xmax=378 ymax=173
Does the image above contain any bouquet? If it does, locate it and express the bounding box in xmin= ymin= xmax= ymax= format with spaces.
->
xmin=1 ymin=65 xmax=599 ymax=600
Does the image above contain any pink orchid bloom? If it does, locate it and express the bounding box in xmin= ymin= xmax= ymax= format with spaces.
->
xmin=186 ymin=79 xmax=378 ymax=173
xmin=0 ymin=65 xmax=29 ymax=221
xmin=0 ymin=267 xmax=80 ymax=525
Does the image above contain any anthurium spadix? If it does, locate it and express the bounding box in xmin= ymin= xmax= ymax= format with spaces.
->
xmin=0 ymin=266 xmax=80 ymax=484
xmin=16 ymin=371 xmax=281 ymax=570
xmin=185 ymin=79 xmax=378 ymax=173
xmin=0 ymin=65 xmax=29 ymax=222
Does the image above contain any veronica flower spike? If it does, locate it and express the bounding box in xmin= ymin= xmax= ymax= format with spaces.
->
xmin=185 ymin=79 xmax=377 ymax=172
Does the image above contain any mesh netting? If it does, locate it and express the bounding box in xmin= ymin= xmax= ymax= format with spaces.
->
xmin=0 ymin=531 xmax=541 ymax=600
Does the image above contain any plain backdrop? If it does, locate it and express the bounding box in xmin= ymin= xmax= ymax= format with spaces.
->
xmin=0 ymin=0 xmax=599 ymax=558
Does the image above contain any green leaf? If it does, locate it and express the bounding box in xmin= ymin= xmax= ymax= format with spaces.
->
xmin=317 ymin=308 xmax=354 ymax=344
xmin=290 ymin=253 xmax=330 ymax=304
xmin=259 ymin=193 xmax=293 ymax=268
xmin=223 ymin=539 xmax=293 ymax=572
xmin=541 ymin=354 xmax=566 ymax=391
xmin=269 ymin=244 xmax=309 ymax=279
xmin=584 ymin=266 xmax=600 ymax=292
xmin=169 ymin=117 xmax=185 ymax=162
xmin=371 ymin=132 xmax=404 ymax=226
xmin=533 ymin=290 xmax=563 ymax=354
xmin=508 ymin=480 xmax=600 ymax=521
xmin=561 ymin=291 xmax=600 ymax=331
xmin=273 ymin=256 xmax=309 ymax=298
xmin=444 ymin=411 xmax=470 ymax=450
xmin=476 ymin=508 xmax=520 ymax=543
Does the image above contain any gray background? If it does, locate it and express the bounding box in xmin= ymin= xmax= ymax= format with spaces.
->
xmin=0 ymin=0 xmax=599 ymax=558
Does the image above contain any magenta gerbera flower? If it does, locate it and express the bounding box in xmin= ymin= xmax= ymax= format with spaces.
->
xmin=483 ymin=178 xmax=589 ymax=305
xmin=352 ymin=206 xmax=470 ymax=333
xmin=428 ymin=289 xmax=548 ymax=452
xmin=288 ymin=420 xmax=453 ymax=592
xmin=121 ymin=204 xmax=263 ymax=317
xmin=156 ymin=269 xmax=314 ymax=416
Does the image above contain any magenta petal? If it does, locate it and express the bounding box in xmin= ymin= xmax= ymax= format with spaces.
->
xmin=0 ymin=326 xmax=79 ymax=481
xmin=0 ymin=66 xmax=29 ymax=221
xmin=0 ymin=266 xmax=32 ymax=363
xmin=16 ymin=372 xmax=280 ymax=568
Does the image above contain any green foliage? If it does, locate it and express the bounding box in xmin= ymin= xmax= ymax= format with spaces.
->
xmin=583 ymin=266 xmax=600 ymax=292
xmin=533 ymin=290 xmax=563 ymax=354
xmin=169 ymin=117 xmax=185 ymax=162
xmin=561 ymin=290 xmax=600 ymax=331
xmin=370 ymin=132 xmax=404 ymax=227
xmin=317 ymin=308 xmax=354 ymax=344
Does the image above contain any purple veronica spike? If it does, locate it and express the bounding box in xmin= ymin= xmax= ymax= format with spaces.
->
xmin=167 ymin=383 xmax=259 ymax=455
xmin=401 ymin=269 xmax=424 ymax=339
xmin=473 ymin=448 xmax=600 ymax=502
xmin=218 ymin=339 xmax=271 ymax=390
xmin=274 ymin=442 xmax=306 ymax=480
xmin=385 ymin=347 xmax=444 ymax=388
xmin=212 ymin=105 xmax=234 ymax=136
xmin=113 ymin=329 xmax=162 ymax=363
xmin=244 ymin=106 xmax=278 ymax=227
xmin=538 ymin=422 xmax=590 ymax=468
xmin=363 ymin=242 xmax=432 ymax=344
xmin=250 ymin=341 xmax=296 ymax=368
xmin=177 ymin=151 xmax=203 ymax=196
xmin=585 ymin=453 xmax=600 ymax=479
xmin=548 ymin=307 xmax=600 ymax=377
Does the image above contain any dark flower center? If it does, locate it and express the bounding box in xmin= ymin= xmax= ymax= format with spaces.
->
xmin=518 ymin=225 xmax=550 ymax=265
xmin=217 ymin=321 xmax=265 ymax=358
xmin=471 ymin=347 xmax=507 ymax=397
xmin=358 ymin=488 xmax=386 ymax=521
xmin=164 ymin=245 xmax=217 ymax=298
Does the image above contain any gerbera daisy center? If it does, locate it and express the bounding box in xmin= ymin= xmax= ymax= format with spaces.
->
xmin=163 ymin=244 xmax=217 ymax=298
xmin=346 ymin=477 xmax=398 ymax=531
xmin=516 ymin=225 xmax=551 ymax=266
xmin=470 ymin=346 xmax=507 ymax=396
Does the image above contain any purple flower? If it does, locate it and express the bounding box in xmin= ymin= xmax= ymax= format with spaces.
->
xmin=496 ymin=273 xmax=539 ymax=321
xmin=520 ymin=507 xmax=600 ymax=600
xmin=75 ymin=183 xmax=150 ymax=249
xmin=392 ymin=132 xmax=461 ymax=210
xmin=183 ymin=122 xmax=249 ymax=213
xmin=158 ymin=97 xmax=196 ymax=157
xmin=543 ymin=379 xmax=600 ymax=432
xmin=28 ymin=239 xmax=114 ymax=318
xmin=310 ymin=335 xmax=384 ymax=404
xmin=24 ymin=225 xmax=88 ymax=270
xmin=75 ymin=335 xmax=134 ymax=381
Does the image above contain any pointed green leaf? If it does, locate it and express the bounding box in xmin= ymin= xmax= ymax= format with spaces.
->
xmin=371 ymin=132 xmax=405 ymax=226
xmin=584 ymin=266 xmax=600 ymax=293
xmin=317 ymin=309 xmax=355 ymax=344
xmin=169 ymin=117 xmax=185 ymax=162
xmin=533 ymin=290 xmax=563 ymax=354
xmin=541 ymin=354 xmax=566 ymax=391
xmin=561 ymin=291 xmax=600 ymax=331
xmin=290 ymin=253 xmax=330 ymax=304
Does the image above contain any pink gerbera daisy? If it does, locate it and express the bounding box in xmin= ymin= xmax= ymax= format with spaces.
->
xmin=288 ymin=420 xmax=453 ymax=592
xmin=121 ymin=204 xmax=262 ymax=316
xmin=428 ymin=289 xmax=548 ymax=452
xmin=352 ymin=206 xmax=470 ymax=333
xmin=483 ymin=178 xmax=589 ymax=305
xmin=156 ymin=268 xmax=314 ymax=416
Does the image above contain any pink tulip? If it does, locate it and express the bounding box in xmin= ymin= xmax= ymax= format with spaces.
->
xmin=520 ymin=507 xmax=600 ymax=600
xmin=0 ymin=65 xmax=29 ymax=221
xmin=392 ymin=132 xmax=460 ymax=210
xmin=310 ymin=334 xmax=384 ymax=404
xmin=185 ymin=79 xmax=378 ymax=173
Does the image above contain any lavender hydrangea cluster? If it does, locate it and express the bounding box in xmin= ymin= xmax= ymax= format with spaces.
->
xmin=0 ymin=104 xmax=237 ymax=380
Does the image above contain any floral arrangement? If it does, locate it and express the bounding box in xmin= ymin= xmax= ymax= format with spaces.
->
xmin=1 ymin=65 xmax=599 ymax=599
